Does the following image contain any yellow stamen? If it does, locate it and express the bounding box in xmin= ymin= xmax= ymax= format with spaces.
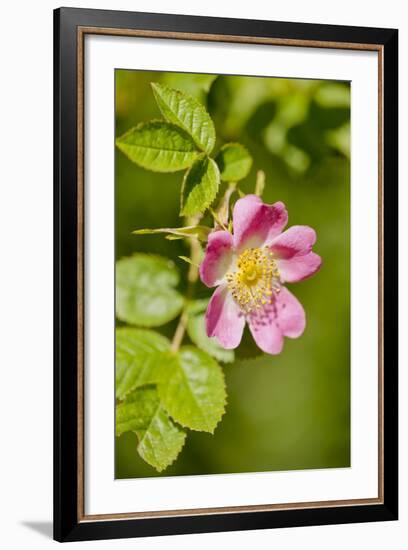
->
xmin=225 ymin=247 xmax=280 ymax=314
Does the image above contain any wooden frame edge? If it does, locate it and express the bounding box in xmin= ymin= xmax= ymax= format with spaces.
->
xmin=75 ymin=25 xmax=386 ymax=523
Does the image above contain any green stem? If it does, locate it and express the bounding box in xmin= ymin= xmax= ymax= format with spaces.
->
xmin=170 ymin=216 xmax=201 ymax=352
xmin=212 ymin=182 xmax=236 ymax=230
xmin=170 ymin=310 xmax=189 ymax=353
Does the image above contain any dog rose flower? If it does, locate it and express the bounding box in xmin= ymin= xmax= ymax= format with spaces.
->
xmin=199 ymin=194 xmax=322 ymax=354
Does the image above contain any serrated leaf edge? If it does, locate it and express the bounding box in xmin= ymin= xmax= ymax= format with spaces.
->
xmin=180 ymin=156 xmax=220 ymax=217
xmin=136 ymin=403 xmax=187 ymax=472
xmin=115 ymin=328 xmax=171 ymax=400
xmin=158 ymin=346 xmax=227 ymax=434
xmin=116 ymin=119 xmax=200 ymax=173
xmin=151 ymin=82 xmax=216 ymax=154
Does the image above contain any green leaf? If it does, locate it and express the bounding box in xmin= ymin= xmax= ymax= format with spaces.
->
xmin=116 ymin=254 xmax=184 ymax=327
xmin=152 ymin=82 xmax=216 ymax=154
xmin=117 ymin=387 xmax=186 ymax=472
xmin=133 ymin=225 xmax=211 ymax=242
xmin=215 ymin=143 xmax=253 ymax=182
xmin=187 ymin=309 xmax=234 ymax=364
xmin=116 ymin=121 xmax=199 ymax=172
xmin=180 ymin=155 xmax=220 ymax=217
xmin=158 ymin=347 xmax=226 ymax=433
xmin=116 ymin=328 xmax=171 ymax=400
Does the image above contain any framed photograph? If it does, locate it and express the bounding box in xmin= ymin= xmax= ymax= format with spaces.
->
xmin=54 ymin=7 xmax=398 ymax=542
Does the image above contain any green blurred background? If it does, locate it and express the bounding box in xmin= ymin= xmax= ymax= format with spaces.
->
xmin=115 ymin=70 xmax=350 ymax=478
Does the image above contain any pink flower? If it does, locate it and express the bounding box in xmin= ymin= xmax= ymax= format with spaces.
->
xmin=199 ymin=195 xmax=322 ymax=355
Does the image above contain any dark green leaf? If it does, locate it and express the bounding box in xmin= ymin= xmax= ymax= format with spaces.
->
xmin=180 ymin=155 xmax=220 ymax=217
xmin=116 ymin=121 xmax=199 ymax=172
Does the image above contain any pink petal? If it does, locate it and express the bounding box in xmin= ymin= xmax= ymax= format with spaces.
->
xmin=274 ymin=287 xmax=306 ymax=338
xmin=247 ymin=309 xmax=284 ymax=355
xmin=232 ymin=194 xmax=288 ymax=250
xmin=270 ymin=226 xmax=322 ymax=283
xmin=270 ymin=225 xmax=317 ymax=258
xmin=278 ymin=252 xmax=322 ymax=283
xmin=247 ymin=287 xmax=306 ymax=355
xmin=199 ymin=230 xmax=234 ymax=288
xmin=205 ymin=284 xmax=245 ymax=349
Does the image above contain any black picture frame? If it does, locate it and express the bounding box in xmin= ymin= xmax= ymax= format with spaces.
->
xmin=54 ymin=7 xmax=398 ymax=542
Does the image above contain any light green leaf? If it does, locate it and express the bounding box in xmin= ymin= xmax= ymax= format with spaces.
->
xmin=158 ymin=347 xmax=226 ymax=433
xmin=116 ymin=254 xmax=184 ymax=327
xmin=116 ymin=121 xmax=199 ymax=172
xmin=117 ymin=387 xmax=186 ymax=472
xmin=133 ymin=225 xmax=211 ymax=242
xmin=152 ymin=82 xmax=216 ymax=154
xmin=215 ymin=143 xmax=253 ymax=182
xmin=180 ymin=155 xmax=220 ymax=217
xmin=187 ymin=309 xmax=234 ymax=364
xmin=116 ymin=328 xmax=170 ymax=400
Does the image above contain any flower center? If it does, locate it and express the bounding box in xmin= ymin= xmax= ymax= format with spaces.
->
xmin=225 ymin=247 xmax=280 ymax=314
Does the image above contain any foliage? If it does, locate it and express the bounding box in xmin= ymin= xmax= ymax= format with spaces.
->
xmin=117 ymin=387 xmax=186 ymax=472
xmin=116 ymin=121 xmax=199 ymax=172
xmin=151 ymin=82 xmax=216 ymax=154
xmin=116 ymin=328 xmax=170 ymax=400
xmin=180 ymin=155 xmax=220 ymax=216
xmin=116 ymin=82 xmax=254 ymax=219
xmin=116 ymin=254 xmax=183 ymax=327
xmin=216 ymin=143 xmax=253 ymax=182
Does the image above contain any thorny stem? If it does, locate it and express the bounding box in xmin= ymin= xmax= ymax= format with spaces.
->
xmin=171 ymin=215 xmax=202 ymax=352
